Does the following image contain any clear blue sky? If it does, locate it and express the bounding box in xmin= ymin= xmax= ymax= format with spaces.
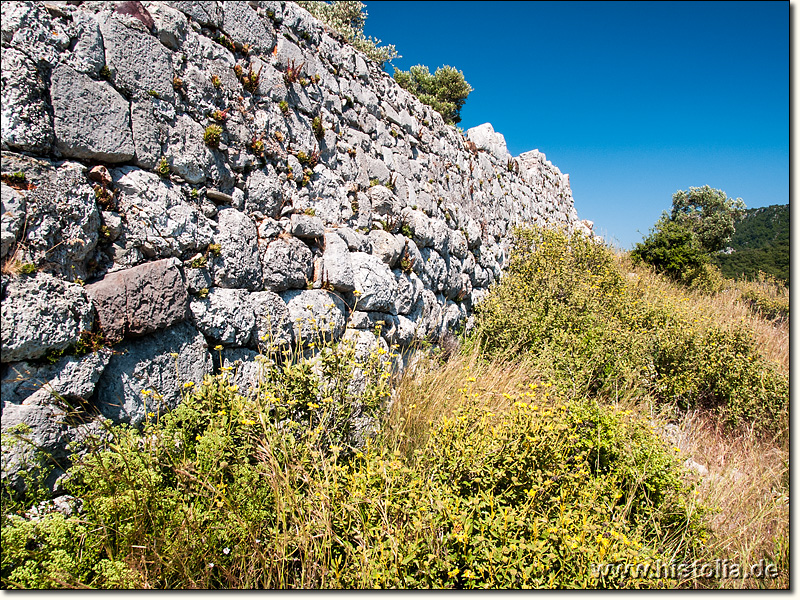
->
xmin=363 ymin=1 xmax=789 ymax=249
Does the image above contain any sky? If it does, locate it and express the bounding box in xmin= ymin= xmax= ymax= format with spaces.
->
xmin=363 ymin=1 xmax=789 ymax=250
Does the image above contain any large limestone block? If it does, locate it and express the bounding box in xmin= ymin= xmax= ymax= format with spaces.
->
xmin=393 ymin=269 xmax=424 ymax=315
xmin=290 ymin=214 xmax=325 ymax=239
xmin=261 ymin=235 xmax=313 ymax=292
xmin=85 ymin=257 xmax=189 ymax=344
xmin=1 ymin=349 xmax=112 ymax=406
xmin=250 ymin=290 xmax=294 ymax=349
xmin=190 ymin=287 xmax=255 ymax=347
xmin=98 ymin=11 xmax=175 ymax=102
xmin=163 ymin=114 xmax=233 ymax=187
xmin=50 ymin=63 xmax=135 ymax=162
xmin=351 ymin=252 xmax=398 ymax=314
xmin=1 ymin=273 xmax=94 ymax=363
xmin=321 ymin=231 xmax=355 ymax=292
xmin=163 ymin=1 xmax=222 ymax=27
xmin=212 ymin=208 xmax=263 ymax=291
xmin=1 ymin=401 xmax=72 ymax=496
xmin=401 ymin=208 xmax=433 ymax=248
xmin=66 ymin=11 xmax=106 ymax=76
xmin=0 ymin=48 xmax=53 ymax=154
xmin=466 ymin=122 xmax=511 ymax=162
xmin=95 ymin=321 xmax=212 ymax=425
xmin=368 ymin=229 xmax=404 ymax=268
xmin=112 ymin=166 xmax=215 ymax=260
xmin=1 ymin=183 xmax=25 ymax=259
xmin=221 ymin=1 xmax=276 ymax=53
xmin=281 ymin=289 xmax=348 ymax=345
xmin=147 ymin=3 xmax=189 ymax=50
xmin=419 ymin=247 xmax=447 ymax=294
xmin=245 ymin=166 xmax=283 ymax=219
xmin=19 ymin=160 xmax=100 ymax=280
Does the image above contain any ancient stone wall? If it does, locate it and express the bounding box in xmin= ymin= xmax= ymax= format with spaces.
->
xmin=1 ymin=1 xmax=590 ymax=488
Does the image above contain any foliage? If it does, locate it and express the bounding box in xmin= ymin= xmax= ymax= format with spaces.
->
xmin=631 ymin=218 xmax=710 ymax=283
xmin=472 ymin=226 xmax=788 ymax=436
xmin=157 ymin=157 xmax=170 ymax=177
xmin=714 ymin=205 xmax=788 ymax=284
xmin=1 ymin=347 xmax=706 ymax=588
xmin=393 ymin=64 xmax=473 ymax=125
xmin=735 ymin=272 xmax=789 ymax=322
xmin=296 ymin=1 xmax=399 ymax=67
xmin=632 ymin=186 xmax=745 ymax=286
xmin=670 ymin=186 xmax=745 ymax=254
xmin=204 ymin=125 xmax=222 ymax=148
xmin=311 ymin=116 xmax=325 ymax=139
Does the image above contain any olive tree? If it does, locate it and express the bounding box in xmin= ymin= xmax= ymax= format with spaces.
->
xmin=632 ymin=186 xmax=746 ymax=285
xmin=393 ymin=64 xmax=473 ymax=125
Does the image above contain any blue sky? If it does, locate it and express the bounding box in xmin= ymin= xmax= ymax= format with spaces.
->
xmin=363 ymin=1 xmax=789 ymax=249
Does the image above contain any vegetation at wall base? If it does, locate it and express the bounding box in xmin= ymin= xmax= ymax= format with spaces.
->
xmin=1 ymin=228 xmax=787 ymax=589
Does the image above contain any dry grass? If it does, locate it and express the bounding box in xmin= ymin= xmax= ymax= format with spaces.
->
xmin=671 ymin=411 xmax=789 ymax=588
xmin=386 ymin=346 xmax=553 ymax=456
xmin=620 ymin=256 xmax=789 ymax=372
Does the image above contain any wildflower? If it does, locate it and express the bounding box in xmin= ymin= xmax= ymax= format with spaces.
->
xmin=223 ymin=547 xmax=231 ymax=555
xmin=448 ymin=567 xmax=459 ymax=579
xmin=170 ymin=352 xmax=179 ymax=358
xmin=208 ymin=563 xmax=215 ymax=569
xmin=183 ymin=381 xmax=195 ymax=388
xmin=215 ymin=345 xmax=224 ymax=351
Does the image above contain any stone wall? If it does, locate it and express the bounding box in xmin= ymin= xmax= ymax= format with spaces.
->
xmin=1 ymin=1 xmax=591 ymax=489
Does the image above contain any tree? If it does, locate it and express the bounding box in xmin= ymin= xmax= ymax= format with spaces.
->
xmin=669 ymin=185 xmax=746 ymax=253
xmin=393 ymin=64 xmax=473 ymax=125
xmin=296 ymin=1 xmax=399 ymax=67
xmin=632 ymin=186 xmax=746 ymax=285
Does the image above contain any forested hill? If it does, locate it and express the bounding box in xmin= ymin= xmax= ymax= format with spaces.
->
xmin=714 ymin=204 xmax=789 ymax=284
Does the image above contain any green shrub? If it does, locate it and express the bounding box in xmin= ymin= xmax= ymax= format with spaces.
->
xmin=204 ymin=125 xmax=223 ymax=148
xmin=631 ymin=219 xmax=709 ymax=283
xmin=471 ymin=226 xmax=788 ymax=435
xmin=394 ymin=64 xmax=472 ymax=125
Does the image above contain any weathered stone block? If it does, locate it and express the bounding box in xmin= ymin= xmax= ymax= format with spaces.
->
xmin=85 ymin=257 xmax=189 ymax=344
xmin=50 ymin=63 xmax=135 ymax=162
xmin=1 ymin=273 xmax=94 ymax=363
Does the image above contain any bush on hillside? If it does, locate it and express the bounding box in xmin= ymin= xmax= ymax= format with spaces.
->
xmin=632 ymin=186 xmax=746 ymax=287
xmin=472 ymin=226 xmax=788 ymax=436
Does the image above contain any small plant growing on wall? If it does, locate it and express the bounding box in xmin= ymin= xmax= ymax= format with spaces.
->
xmin=93 ymin=184 xmax=115 ymax=210
xmin=312 ymin=116 xmax=324 ymax=139
xmin=279 ymin=100 xmax=289 ymax=114
xmin=242 ymin=66 xmax=262 ymax=94
xmin=1 ymin=171 xmax=33 ymax=190
xmin=211 ymin=75 xmax=222 ymax=89
xmin=284 ymin=59 xmax=305 ymax=85
xmin=157 ymin=157 xmax=170 ymax=178
xmin=250 ymin=137 xmax=265 ymax=156
xmin=211 ymin=108 xmax=229 ymax=122
xmin=204 ymin=124 xmax=223 ymax=148
xmin=172 ymin=76 xmax=183 ymax=91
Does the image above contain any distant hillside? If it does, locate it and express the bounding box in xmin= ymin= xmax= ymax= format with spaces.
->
xmin=714 ymin=204 xmax=789 ymax=284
